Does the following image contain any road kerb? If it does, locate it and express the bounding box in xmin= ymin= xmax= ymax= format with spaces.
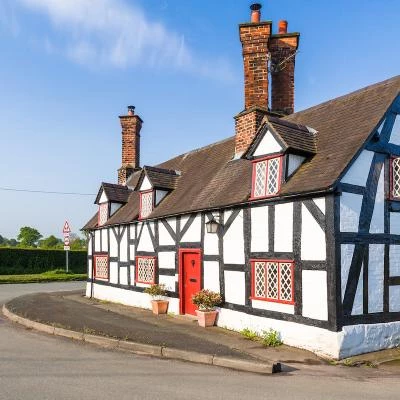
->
xmin=162 ymin=347 xmax=214 ymax=365
xmin=212 ymin=355 xmax=274 ymax=374
xmin=2 ymin=304 xmax=277 ymax=375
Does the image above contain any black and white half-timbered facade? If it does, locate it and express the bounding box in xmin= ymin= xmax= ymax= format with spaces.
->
xmin=83 ymin=4 xmax=400 ymax=359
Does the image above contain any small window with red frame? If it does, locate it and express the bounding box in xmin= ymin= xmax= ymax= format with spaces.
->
xmin=251 ymin=156 xmax=282 ymax=199
xmin=391 ymin=157 xmax=400 ymax=199
xmin=136 ymin=256 xmax=156 ymax=284
xmin=140 ymin=190 xmax=154 ymax=219
xmin=98 ymin=203 xmax=108 ymax=226
xmin=94 ymin=254 xmax=109 ymax=280
xmin=251 ymin=260 xmax=294 ymax=304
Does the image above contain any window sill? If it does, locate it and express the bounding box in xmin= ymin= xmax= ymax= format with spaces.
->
xmin=250 ymin=296 xmax=295 ymax=306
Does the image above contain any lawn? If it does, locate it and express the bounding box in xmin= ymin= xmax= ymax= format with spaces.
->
xmin=0 ymin=269 xmax=87 ymax=284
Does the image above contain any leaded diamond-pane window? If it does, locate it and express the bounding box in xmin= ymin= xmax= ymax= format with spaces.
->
xmin=94 ymin=255 xmax=109 ymax=280
xmin=252 ymin=157 xmax=282 ymax=198
xmin=98 ymin=203 xmax=108 ymax=226
xmin=392 ymin=158 xmax=400 ymax=199
xmin=140 ymin=191 xmax=154 ymax=219
xmin=136 ymin=256 xmax=156 ymax=284
xmin=252 ymin=260 xmax=294 ymax=304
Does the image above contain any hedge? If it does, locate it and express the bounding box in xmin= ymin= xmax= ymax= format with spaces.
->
xmin=0 ymin=248 xmax=87 ymax=275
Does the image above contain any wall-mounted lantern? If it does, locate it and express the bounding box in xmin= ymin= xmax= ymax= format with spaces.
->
xmin=205 ymin=213 xmax=221 ymax=234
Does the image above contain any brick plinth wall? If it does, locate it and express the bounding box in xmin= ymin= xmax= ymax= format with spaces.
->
xmin=118 ymin=114 xmax=143 ymax=185
xmin=234 ymin=107 xmax=269 ymax=155
xmin=270 ymin=34 xmax=299 ymax=115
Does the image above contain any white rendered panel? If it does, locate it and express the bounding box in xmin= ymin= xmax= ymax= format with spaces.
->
xmin=130 ymin=264 xmax=135 ymax=285
xmin=94 ymin=230 xmax=101 ymax=252
xmin=101 ymin=229 xmax=108 ymax=252
xmin=137 ymin=223 xmax=154 ymax=252
xmin=253 ymin=130 xmax=282 ymax=156
xmin=166 ymin=218 xmax=176 ymax=233
xmin=88 ymin=237 xmax=92 ymax=256
xmin=110 ymin=202 xmax=122 ymax=216
xmin=250 ymin=206 xmax=268 ymax=252
xmin=120 ymin=266 xmax=128 ymax=285
xmin=341 ymin=244 xmax=355 ymax=300
xmin=99 ymin=190 xmax=108 ymax=203
xmin=109 ymin=228 xmax=118 ymax=257
xmin=119 ymin=228 xmax=128 ymax=262
xmin=313 ymin=197 xmax=325 ymax=214
xmin=224 ymin=271 xmax=245 ymax=305
xmin=204 ymin=218 xmax=219 ymax=255
xmin=274 ymin=203 xmax=293 ymax=252
xmin=87 ymin=259 xmax=92 ymax=278
xmin=251 ymin=299 xmax=294 ymax=314
xmin=159 ymin=221 xmax=175 ymax=245
xmin=302 ymin=270 xmax=328 ymax=321
xmin=155 ymin=190 xmax=168 ymax=205
xmin=109 ymin=261 xmax=118 ymax=284
xmin=203 ymin=261 xmax=220 ymax=293
xmin=158 ymin=252 xmax=175 ymax=269
xmin=340 ymin=192 xmax=363 ymax=232
xmin=180 ymin=215 xmax=201 ymax=243
xmin=389 ymin=286 xmax=400 ymax=312
xmin=341 ymin=150 xmax=374 ymax=186
xmin=390 ymin=212 xmax=400 ymax=235
xmin=129 ymin=225 xmax=135 ymax=261
xmin=389 ymin=245 xmax=400 ymax=276
xmin=139 ymin=175 xmax=152 ymax=191
xmin=389 ymin=115 xmax=400 ymax=145
xmin=370 ymin=165 xmax=384 ymax=233
xmin=287 ymin=154 xmax=305 ymax=176
xmin=352 ymin=265 xmax=363 ymax=316
xmin=223 ymin=210 xmax=245 ymax=264
xmin=159 ymin=275 xmax=176 ymax=291
xmin=301 ymin=204 xmax=326 ymax=261
xmin=369 ymin=244 xmax=384 ymax=313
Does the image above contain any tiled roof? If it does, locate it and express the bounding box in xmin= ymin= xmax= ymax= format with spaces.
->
xmin=83 ymin=75 xmax=400 ymax=229
xmin=94 ymin=182 xmax=131 ymax=204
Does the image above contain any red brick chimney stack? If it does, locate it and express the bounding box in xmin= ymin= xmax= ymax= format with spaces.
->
xmin=118 ymin=106 xmax=143 ymax=186
xmin=234 ymin=4 xmax=300 ymax=156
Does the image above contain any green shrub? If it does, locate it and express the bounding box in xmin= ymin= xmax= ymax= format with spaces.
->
xmin=262 ymin=329 xmax=283 ymax=347
xmin=192 ymin=289 xmax=222 ymax=311
xmin=0 ymin=248 xmax=87 ymax=275
xmin=144 ymin=283 xmax=167 ymax=299
xmin=240 ymin=328 xmax=259 ymax=341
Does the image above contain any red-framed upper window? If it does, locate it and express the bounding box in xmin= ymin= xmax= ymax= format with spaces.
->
xmin=139 ymin=190 xmax=154 ymax=219
xmin=251 ymin=259 xmax=294 ymax=305
xmin=98 ymin=203 xmax=108 ymax=226
xmin=391 ymin=157 xmax=400 ymax=200
xmin=135 ymin=256 xmax=156 ymax=284
xmin=94 ymin=254 xmax=109 ymax=280
xmin=251 ymin=155 xmax=283 ymax=199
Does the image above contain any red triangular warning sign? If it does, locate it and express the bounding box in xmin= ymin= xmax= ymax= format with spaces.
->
xmin=63 ymin=221 xmax=71 ymax=233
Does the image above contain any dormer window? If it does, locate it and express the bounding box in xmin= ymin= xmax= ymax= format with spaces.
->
xmin=391 ymin=157 xmax=400 ymax=199
xmin=251 ymin=156 xmax=282 ymax=199
xmin=98 ymin=203 xmax=108 ymax=226
xmin=139 ymin=190 xmax=154 ymax=219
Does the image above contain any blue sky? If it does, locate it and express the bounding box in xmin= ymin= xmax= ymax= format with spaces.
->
xmin=0 ymin=0 xmax=399 ymax=239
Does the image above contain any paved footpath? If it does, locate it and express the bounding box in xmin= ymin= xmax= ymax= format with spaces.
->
xmin=1 ymin=284 xmax=400 ymax=400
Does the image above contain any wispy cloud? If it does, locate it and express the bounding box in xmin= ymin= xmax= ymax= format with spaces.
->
xmin=11 ymin=0 xmax=234 ymax=81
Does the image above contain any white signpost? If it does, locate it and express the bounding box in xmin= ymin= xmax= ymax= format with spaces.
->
xmin=63 ymin=221 xmax=71 ymax=272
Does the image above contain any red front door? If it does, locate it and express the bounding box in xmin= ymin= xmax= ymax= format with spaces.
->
xmin=180 ymin=250 xmax=201 ymax=315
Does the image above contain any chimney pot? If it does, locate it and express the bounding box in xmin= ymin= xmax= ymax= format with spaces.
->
xmin=278 ymin=20 xmax=288 ymax=34
xmin=250 ymin=3 xmax=262 ymax=23
xmin=127 ymin=105 xmax=135 ymax=116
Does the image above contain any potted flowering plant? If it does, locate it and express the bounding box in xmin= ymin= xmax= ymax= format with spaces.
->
xmin=192 ymin=289 xmax=222 ymax=327
xmin=144 ymin=283 xmax=169 ymax=315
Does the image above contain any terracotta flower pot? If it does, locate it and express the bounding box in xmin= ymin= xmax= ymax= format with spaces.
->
xmin=151 ymin=300 xmax=169 ymax=315
xmin=195 ymin=309 xmax=218 ymax=327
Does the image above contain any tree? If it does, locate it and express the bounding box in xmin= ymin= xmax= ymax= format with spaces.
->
xmin=39 ymin=235 xmax=63 ymax=249
xmin=70 ymin=233 xmax=87 ymax=250
xmin=0 ymin=235 xmax=6 ymax=246
xmin=7 ymin=239 xmax=18 ymax=247
xmin=17 ymin=227 xmax=42 ymax=247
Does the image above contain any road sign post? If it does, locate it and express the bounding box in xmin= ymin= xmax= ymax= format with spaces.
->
xmin=63 ymin=221 xmax=71 ymax=273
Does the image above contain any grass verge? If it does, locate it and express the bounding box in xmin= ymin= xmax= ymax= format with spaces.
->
xmin=0 ymin=269 xmax=87 ymax=284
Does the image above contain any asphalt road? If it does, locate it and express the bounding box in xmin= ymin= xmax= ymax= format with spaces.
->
xmin=0 ymin=282 xmax=399 ymax=400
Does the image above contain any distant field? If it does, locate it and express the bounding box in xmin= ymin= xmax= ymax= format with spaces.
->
xmin=0 ymin=269 xmax=87 ymax=284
